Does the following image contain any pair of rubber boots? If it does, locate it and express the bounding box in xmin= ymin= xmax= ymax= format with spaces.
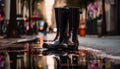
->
xmin=43 ymin=7 xmax=81 ymax=51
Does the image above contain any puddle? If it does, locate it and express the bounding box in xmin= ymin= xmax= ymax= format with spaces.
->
xmin=0 ymin=43 xmax=120 ymax=69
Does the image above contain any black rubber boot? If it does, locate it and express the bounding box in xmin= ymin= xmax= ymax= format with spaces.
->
xmin=43 ymin=8 xmax=69 ymax=49
xmin=67 ymin=7 xmax=81 ymax=51
xmin=43 ymin=8 xmax=61 ymax=48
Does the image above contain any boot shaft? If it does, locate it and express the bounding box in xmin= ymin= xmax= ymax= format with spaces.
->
xmin=53 ymin=8 xmax=62 ymax=41
xmin=55 ymin=8 xmax=69 ymax=28
xmin=54 ymin=8 xmax=69 ymax=41
xmin=57 ymin=8 xmax=69 ymax=43
xmin=55 ymin=7 xmax=81 ymax=44
xmin=68 ymin=7 xmax=81 ymax=43
xmin=54 ymin=8 xmax=62 ymax=32
xmin=55 ymin=8 xmax=68 ymax=29
xmin=69 ymin=7 xmax=80 ymax=24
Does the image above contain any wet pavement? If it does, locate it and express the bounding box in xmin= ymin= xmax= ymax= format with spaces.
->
xmin=0 ymin=42 xmax=120 ymax=69
xmin=0 ymin=34 xmax=120 ymax=69
xmin=46 ymin=33 xmax=120 ymax=57
xmin=47 ymin=33 xmax=120 ymax=60
xmin=78 ymin=36 xmax=120 ymax=57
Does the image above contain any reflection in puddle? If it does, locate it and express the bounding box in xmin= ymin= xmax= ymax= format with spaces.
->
xmin=34 ymin=49 xmax=120 ymax=69
xmin=0 ymin=43 xmax=120 ymax=69
xmin=46 ymin=56 xmax=55 ymax=69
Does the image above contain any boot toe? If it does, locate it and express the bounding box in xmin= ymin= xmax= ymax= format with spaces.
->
xmin=60 ymin=43 xmax=68 ymax=49
xmin=43 ymin=43 xmax=49 ymax=48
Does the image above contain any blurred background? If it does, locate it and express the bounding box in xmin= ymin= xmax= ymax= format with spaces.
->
xmin=0 ymin=0 xmax=119 ymax=37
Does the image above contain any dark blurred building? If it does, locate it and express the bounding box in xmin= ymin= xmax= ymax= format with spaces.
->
xmin=0 ymin=0 xmax=4 ymax=9
xmin=0 ymin=0 xmax=4 ymax=35
xmin=106 ymin=0 xmax=120 ymax=35
xmin=86 ymin=0 xmax=120 ymax=35
xmin=116 ymin=0 xmax=120 ymax=35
